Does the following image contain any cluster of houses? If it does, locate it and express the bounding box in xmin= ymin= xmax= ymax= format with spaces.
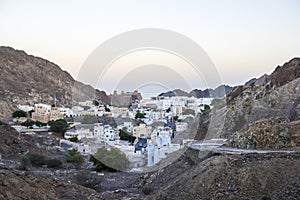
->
xmin=15 ymin=95 xmax=214 ymax=169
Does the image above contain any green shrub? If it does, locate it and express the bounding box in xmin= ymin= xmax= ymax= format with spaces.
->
xmin=135 ymin=110 xmax=145 ymax=119
xmin=90 ymin=146 xmax=129 ymax=172
xmin=12 ymin=110 xmax=27 ymax=118
xmin=69 ymin=136 xmax=78 ymax=143
xmin=67 ymin=149 xmax=84 ymax=166
xmin=119 ymin=129 xmax=136 ymax=144
xmin=28 ymin=153 xmax=47 ymax=167
xmin=48 ymin=119 xmax=68 ymax=133
xmin=46 ymin=158 xmax=63 ymax=168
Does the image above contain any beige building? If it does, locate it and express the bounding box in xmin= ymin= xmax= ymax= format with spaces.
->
xmin=32 ymin=106 xmax=63 ymax=123
xmin=32 ymin=106 xmax=50 ymax=123
xmin=133 ymin=124 xmax=152 ymax=138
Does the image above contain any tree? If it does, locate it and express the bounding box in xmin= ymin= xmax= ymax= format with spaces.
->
xmin=93 ymin=100 xmax=100 ymax=106
xmin=48 ymin=119 xmax=68 ymax=133
xmin=21 ymin=119 xmax=35 ymax=128
xmin=46 ymin=158 xmax=63 ymax=168
xmin=20 ymin=153 xmax=63 ymax=169
xmin=69 ymin=136 xmax=78 ymax=143
xmin=119 ymin=129 xmax=136 ymax=144
xmin=90 ymin=146 xmax=129 ymax=172
xmin=201 ymin=104 xmax=211 ymax=113
xmin=135 ymin=110 xmax=145 ymax=119
xmin=35 ymin=121 xmax=47 ymax=127
xmin=67 ymin=149 xmax=84 ymax=166
xmin=12 ymin=110 xmax=27 ymax=118
xmin=104 ymin=105 xmax=111 ymax=112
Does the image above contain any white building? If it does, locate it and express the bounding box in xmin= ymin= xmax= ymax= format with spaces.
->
xmin=34 ymin=103 xmax=52 ymax=112
xmin=17 ymin=104 xmax=34 ymax=112
xmin=176 ymin=122 xmax=188 ymax=132
xmin=103 ymin=125 xmax=116 ymax=141
xmin=64 ymin=127 xmax=93 ymax=140
xmin=147 ymin=144 xmax=180 ymax=166
xmin=78 ymin=100 xmax=93 ymax=107
xmin=156 ymin=127 xmax=172 ymax=146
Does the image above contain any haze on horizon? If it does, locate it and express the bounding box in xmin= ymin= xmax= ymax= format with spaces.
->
xmin=0 ymin=0 xmax=299 ymax=97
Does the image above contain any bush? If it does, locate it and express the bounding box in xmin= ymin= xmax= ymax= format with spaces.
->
xmin=28 ymin=153 xmax=47 ymax=167
xmin=19 ymin=153 xmax=63 ymax=169
xmin=201 ymin=104 xmax=211 ymax=113
xmin=119 ymin=129 xmax=136 ymax=144
xmin=67 ymin=149 xmax=84 ymax=166
xmin=21 ymin=119 xmax=35 ymax=128
xmin=21 ymin=120 xmax=47 ymax=128
xmin=93 ymin=100 xmax=99 ymax=106
xmin=90 ymin=147 xmax=129 ymax=172
xmin=12 ymin=110 xmax=27 ymax=118
xmin=20 ymin=155 xmax=32 ymax=170
xmin=46 ymin=158 xmax=63 ymax=168
xmin=135 ymin=110 xmax=145 ymax=119
xmin=69 ymin=136 xmax=78 ymax=143
xmin=142 ymin=186 xmax=154 ymax=195
xmin=48 ymin=119 xmax=68 ymax=133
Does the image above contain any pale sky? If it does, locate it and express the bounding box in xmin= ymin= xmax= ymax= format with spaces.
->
xmin=1 ymin=0 xmax=300 ymax=96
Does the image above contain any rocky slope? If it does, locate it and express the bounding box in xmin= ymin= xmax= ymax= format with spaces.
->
xmin=0 ymin=169 xmax=102 ymax=200
xmin=199 ymin=58 xmax=300 ymax=150
xmin=0 ymin=46 xmax=110 ymax=120
xmin=0 ymin=122 xmax=65 ymax=161
xmin=139 ymin=148 xmax=300 ymax=200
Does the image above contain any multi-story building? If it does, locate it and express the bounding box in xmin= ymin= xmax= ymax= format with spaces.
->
xmin=132 ymin=123 xmax=152 ymax=138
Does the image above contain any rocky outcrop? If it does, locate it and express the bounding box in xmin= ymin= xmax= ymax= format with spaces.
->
xmin=0 ymin=123 xmax=64 ymax=160
xmin=0 ymin=46 xmax=110 ymax=120
xmin=268 ymin=58 xmax=300 ymax=87
xmin=230 ymin=118 xmax=300 ymax=149
xmin=199 ymin=58 xmax=300 ymax=149
xmin=0 ymin=169 xmax=101 ymax=200
xmin=140 ymin=148 xmax=300 ymax=199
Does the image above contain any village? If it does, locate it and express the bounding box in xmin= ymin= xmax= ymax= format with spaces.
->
xmin=11 ymin=91 xmax=214 ymax=170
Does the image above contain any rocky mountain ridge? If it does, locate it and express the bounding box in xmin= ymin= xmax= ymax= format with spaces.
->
xmin=0 ymin=46 xmax=110 ymax=120
xmin=158 ymin=85 xmax=233 ymax=98
xmin=201 ymin=57 xmax=300 ymax=149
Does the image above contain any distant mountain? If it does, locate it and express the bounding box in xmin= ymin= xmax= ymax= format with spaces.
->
xmin=0 ymin=46 xmax=110 ymax=120
xmin=158 ymin=85 xmax=233 ymax=98
xmin=158 ymin=89 xmax=189 ymax=98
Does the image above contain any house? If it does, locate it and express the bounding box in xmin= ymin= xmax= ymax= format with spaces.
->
xmin=176 ymin=122 xmax=188 ymax=132
xmin=49 ymin=107 xmax=64 ymax=121
xmin=103 ymin=125 xmax=116 ymax=141
xmin=132 ymin=123 xmax=152 ymax=138
xmin=31 ymin=106 xmax=50 ymax=123
xmin=156 ymin=127 xmax=172 ymax=146
xmin=117 ymin=122 xmax=133 ymax=133
xmin=147 ymin=144 xmax=180 ymax=166
xmin=111 ymin=107 xmax=129 ymax=118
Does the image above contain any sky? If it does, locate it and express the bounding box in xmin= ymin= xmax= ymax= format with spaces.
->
xmin=0 ymin=0 xmax=300 ymax=97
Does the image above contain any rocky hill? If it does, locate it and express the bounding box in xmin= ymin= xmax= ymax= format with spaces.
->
xmin=0 ymin=46 xmax=110 ymax=120
xmin=158 ymin=85 xmax=233 ymax=98
xmin=140 ymin=148 xmax=300 ymax=200
xmin=200 ymin=58 xmax=300 ymax=149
